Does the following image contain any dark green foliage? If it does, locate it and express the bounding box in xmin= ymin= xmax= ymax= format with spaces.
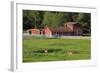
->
xmin=23 ymin=10 xmax=91 ymax=33
xmin=23 ymin=15 xmax=35 ymax=30
xmin=42 ymin=12 xmax=78 ymax=27
xmin=75 ymin=13 xmax=91 ymax=33
xmin=23 ymin=10 xmax=44 ymax=30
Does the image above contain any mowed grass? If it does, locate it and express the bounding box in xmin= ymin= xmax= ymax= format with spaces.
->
xmin=23 ymin=36 xmax=91 ymax=62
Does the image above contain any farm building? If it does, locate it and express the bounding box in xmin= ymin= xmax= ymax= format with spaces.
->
xmin=27 ymin=22 xmax=82 ymax=37
xmin=64 ymin=22 xmax=83 ymax=35
xmin=41 ymin=27 xmax=52 ymax=37
xmin=27 ymin=28 xmax=40 ymax=35
xmin=42 ymin=22 xmax=83 ymax=37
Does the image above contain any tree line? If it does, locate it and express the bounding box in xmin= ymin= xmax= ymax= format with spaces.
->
xmin=23 ymin=10 xmax=91 ymax=33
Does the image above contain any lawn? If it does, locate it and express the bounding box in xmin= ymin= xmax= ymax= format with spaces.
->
xmin=23 ymin=36 xmax=91 ymax=62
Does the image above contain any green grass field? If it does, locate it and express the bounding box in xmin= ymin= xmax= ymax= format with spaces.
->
xmin=23 ymin=36 xmax=91 ymax=62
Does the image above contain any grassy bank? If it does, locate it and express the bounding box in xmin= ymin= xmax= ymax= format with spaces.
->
xmin=23 ymin=36 xmax=91 ymax=62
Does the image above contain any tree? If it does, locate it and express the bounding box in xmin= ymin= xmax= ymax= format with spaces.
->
xmin=23 ymin=11 xmax=35 ymax=30
xmin=23 ymin=10 xmax=91 ymax=34
xmin=42 ymin=12 xmax=74 ymax=27
xmin=42 ymin=11 xmax=53 ymax=26
xmin=23 ymin=10 xmax=44 ymax=30
xmin=75 ymin=13 xmax=91 ymax=33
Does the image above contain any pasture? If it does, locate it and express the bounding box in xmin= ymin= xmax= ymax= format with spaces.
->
xmin=23 ymin=36 xmax=91 ymax=62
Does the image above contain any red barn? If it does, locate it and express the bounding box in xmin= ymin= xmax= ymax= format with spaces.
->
xmin=41 ymin=27 xmax=52 ymax=37
xmin=64 ymin=22 xmax=83 ymax=35
xmin=27 ymin=22 xmax=82 ymax=37
xmin=42 ymin=22 xmax=82 ymax=37
xmin=27 ymin=28 xmax=40 ymax=35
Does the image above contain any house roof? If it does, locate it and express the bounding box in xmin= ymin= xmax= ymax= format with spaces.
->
xmin=45 ymin=22 xmax=82 ymax=33
xmin=64 ymin=22 xmax=81 ymax=26
xmin=49 ymin=26 xmax=67 ymax=32
xmin=28 ymin=28 xmax=40 ymax=32
xmin=46 ymin=26 xmax=73 ymax=32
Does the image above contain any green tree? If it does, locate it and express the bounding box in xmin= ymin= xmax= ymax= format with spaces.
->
xmin=23 ymin=10 xmax=91 ymax=34
xmin=75 ymin=13 xmax=91 ymax=33
xmin=23 ymin=10 xmax=35 ymax=30
xmin=23 ymin=10 xmax=44 ymax=30
xmin=42 ymin=12 xmax=75 ymax=27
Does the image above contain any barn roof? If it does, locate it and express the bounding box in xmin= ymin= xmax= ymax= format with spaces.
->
xmin=64 ymin=22 xmax=81 ymax=26
xmin=27 ymin=28 xmax=40 ymax=32
xmin=46 ymin=26 xmax=73 ymax=32
xmin=44 ymin=22 xmax=82 ymax=32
